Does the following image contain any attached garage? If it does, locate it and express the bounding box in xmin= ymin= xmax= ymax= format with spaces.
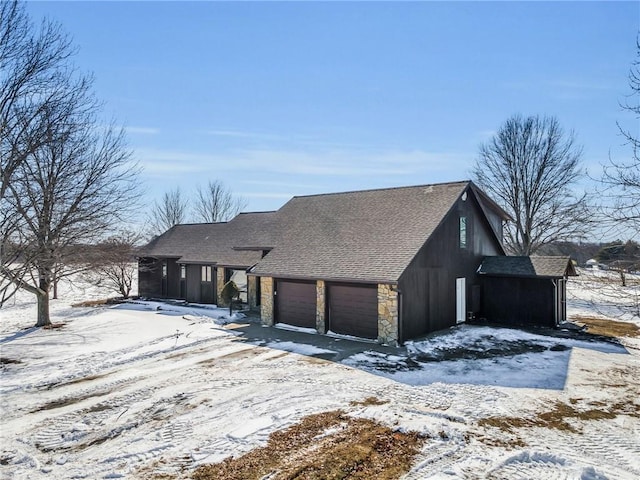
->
xmin=275 ymin=279 xmax=316 ymax=329
xmin=327 ymin=283 xmax=378 ymax=339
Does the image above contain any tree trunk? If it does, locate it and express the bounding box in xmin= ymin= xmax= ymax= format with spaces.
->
xmin=53 ymin=279 xmax=58 ymax=299
xmin=36 ymin=290 xmax=51 ymax=327
xmin=36 ymin=271 xmax=52 ymax=327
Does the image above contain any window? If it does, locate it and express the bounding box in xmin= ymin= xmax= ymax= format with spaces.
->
xmin=180 ymin=264 xmax=186 ymax=279
xmin=162 ymin=262 xmax=167 ymax=278
xmin=459 ymin=216 xmax=467 ymax=249
xmin=201 ymin=265 xmax=212 ymax=282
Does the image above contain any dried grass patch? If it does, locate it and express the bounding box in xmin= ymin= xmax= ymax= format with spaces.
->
xmin=192 ymin=410 xmax=425 ymax=480
xmin=350 ymin=396 xmax=389 ymax=407
xmin=42 ymin=323 xmax=65 ymax=329
xmin=71 ymin=297 xmax=126 ymax=307
xmin=570 ymin=315 xmax=639 ymax=338
xmin=479 ymin=400 xmax=640 ymax=435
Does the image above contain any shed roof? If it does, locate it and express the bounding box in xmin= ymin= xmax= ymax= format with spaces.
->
xmin=252 ymin=181 xmax=475 ymax=283
xmin=477 ymin=256 xmax=577 ymax=278
xmin=139 ymin=211 xmax=277 ymax=267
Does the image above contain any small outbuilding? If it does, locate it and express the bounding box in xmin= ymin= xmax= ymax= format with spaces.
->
xmin=477 ymin=256 xmax=578 ymax=327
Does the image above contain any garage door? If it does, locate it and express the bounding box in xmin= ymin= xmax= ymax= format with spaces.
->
xmin=328 ymin=283 xmax=378 ymax=339
xmin=275 ymin=279 xmax=316 ymax=329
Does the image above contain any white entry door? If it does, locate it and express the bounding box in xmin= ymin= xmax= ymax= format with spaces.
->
xmin=456 ymin=277 xmax=466 ymax=324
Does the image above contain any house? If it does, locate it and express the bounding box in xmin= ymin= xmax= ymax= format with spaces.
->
xmin=137 ymin=211 xmax=276 ymax=307
xmin=477 ymin=256 xmax=577 ymax=327
xmin=138 ymin=180 xmax=576 ymax=346
xmin=250 ymin=181 xmax=508 ymax=345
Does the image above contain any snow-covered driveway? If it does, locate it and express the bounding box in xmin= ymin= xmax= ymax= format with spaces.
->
xmin=1 ymin=281 xmax=639 ymax=479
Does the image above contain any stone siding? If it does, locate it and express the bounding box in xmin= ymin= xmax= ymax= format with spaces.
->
xmin=216 ymin=267 xmax=226 ymax=306
xmin=316 ymin=280 xmax=326 ymax=333
xmin=247 ymin=275 xmax=258 ymax=310
xmin=260 ymin=277 xmax=274 ymax=326
xmin=378 ymin=284 xmax=399 ymax=346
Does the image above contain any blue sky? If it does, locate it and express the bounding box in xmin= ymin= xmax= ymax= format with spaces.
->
xmin=26 ymin=1 xmax=639 ymax=214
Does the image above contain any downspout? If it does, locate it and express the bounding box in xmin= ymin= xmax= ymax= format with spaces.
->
xmin=397 ymin=289 xmax=403 ymax=346
xmin=551 ymin=279 xmax=558 ymax=327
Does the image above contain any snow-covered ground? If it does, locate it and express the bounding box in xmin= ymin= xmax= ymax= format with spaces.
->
xmin=0 ymin=270 xmax=639 ymax=479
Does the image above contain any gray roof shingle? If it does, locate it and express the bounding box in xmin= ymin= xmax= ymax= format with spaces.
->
xmin=252 ymin=181 xmax=471 ymax=283
xmin=139 ymin=211 xmax=277 ymax=267
xmin=478 ymin=255 xmax=577 ymax=278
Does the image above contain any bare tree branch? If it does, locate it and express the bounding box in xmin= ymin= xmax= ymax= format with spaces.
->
xmin=0 ymin=0 xmax=76 ymax=199
xmin=1 ymin=38 xmax=141 ymax=326
xmin=597 ymin=38 xmax=640 ymax=231
xmin=193 ymin=180 xmax=246 ymax=223
xmin=148 ymin=187 xmax=189 ymax=235
xmin=472 ymin=114 xmax=590 ymax=255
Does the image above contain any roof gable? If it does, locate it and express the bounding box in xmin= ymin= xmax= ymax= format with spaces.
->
xmin=253 ymin=181 xmax=470 ymax=282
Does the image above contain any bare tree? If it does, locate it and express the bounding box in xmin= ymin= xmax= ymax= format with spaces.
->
xmin=193 ymin=180 xmax=246 ymax=223
xmin=92 ymin=231 xmax=142 ymax=298
xmin=2 ymin=79 xmax=140 ymax=327
xmin=472 ymin=114 xmax=589 ymax=255
xmin=600 ymin=39 xmax=640 ymax=230
xmin=1 ymin=0 xmax=74 ymax=199
xmin=148 ymin=188 xmax=189 ymax=234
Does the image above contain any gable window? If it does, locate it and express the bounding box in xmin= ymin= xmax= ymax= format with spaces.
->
xmin=180 ymin=264 xmax=186 ymax=279
xmin=162 ymin=262 xmax=167 ymax=278
xmin=201 ymin=265 xmax=212 ymax=282
xmin=459 ymin=216 xmax=467 ymax=249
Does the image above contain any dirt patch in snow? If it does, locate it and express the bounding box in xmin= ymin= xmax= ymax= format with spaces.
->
xmin=479 ymin=399 xmax=640 ymax=435
xmin=571 ymin=315 xmax=639 ymax=338
xmin=32 ymin=390 xmax=112 ymax=413
xmin=350 ymin=396 xmax=389 ymax=407
xmin=0 ymin=357 xmax=22 ymax=364
xmin=71 ymin=297 xmax=129 ymax=307
xmin=191 ymin=410 xmax=425 ymax=480
xmin=42 ymin=322 xmax=65 ymax=330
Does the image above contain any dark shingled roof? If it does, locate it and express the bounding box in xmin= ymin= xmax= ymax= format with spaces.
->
xmin=252 ymin=181 xmax=472 ymax=283
xmin=139 ymin=211 xmax=277 ymax=267
xmin=477 ymin=256 xmax=577 ymax=278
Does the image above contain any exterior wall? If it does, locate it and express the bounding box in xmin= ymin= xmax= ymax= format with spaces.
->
xmin=185 ymin=264 xmax=201 ymax=303
xmin=248 ymin=275 xmax=258 ymax=310
xmin=216 ymin=267 xmax=226 ymax=306
xmin=377 ymin=284 xmax=399 ymax=346
xmin=399 ymin=187 xmax=503 ymax=341
xmin=480 ymin=276 xmax=556 ymax=327
xmin=260 ymin=276 xmax=274 ymax=326
xmin=316 ymin=280 xmax=326 ymax=333
xmin=166 ymin=259 xmax=181 ymax=298
xmin=138 ymin=258 xmax=162 ymax=297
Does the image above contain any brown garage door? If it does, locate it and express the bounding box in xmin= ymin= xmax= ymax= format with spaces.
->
xmin=328 ymin=283 xmax=378 ymax=339
xmin=275 ymin=279 xmax=316 ymax=329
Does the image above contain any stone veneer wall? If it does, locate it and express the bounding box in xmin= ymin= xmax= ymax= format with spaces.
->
xmin=377 ymin=284 xmax=399 ymax=346
xmin=216 ymin=267 xmax=226 ymax=306
xmin=247 ymin=275 xmax=258 ymax=310
xmin=316 ymin=280 xmax=326 ymax=333
xmin=260 ymin=276 xmax=274 ymax=326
